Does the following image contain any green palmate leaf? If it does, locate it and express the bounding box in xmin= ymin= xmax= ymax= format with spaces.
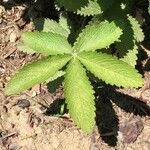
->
xmin=120 ymin=43 xmax=138 ymax=67
xmin=64 ymin=59 xmax=95 ymax=132
xmin=127 ymin=15 xmax=144 ymax=42
xmin=22 ymin=32 xmax=72 ymax=55
xmin=5 ymin=55 xmax=71 ymax=95
xmin=56 ymin=0 xmax=115 ymax=16
xmin=34 ymin=18 xmax=70 ymax=38
xmin=73 ymin=21 xmax=122 ymax=52
xmin=79 ymin=52 xmax=144 ymax=88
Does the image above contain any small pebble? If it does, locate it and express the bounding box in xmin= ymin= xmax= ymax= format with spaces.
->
xmin=9 ymin=31 xmax=17 ymax=42
xmin=1 ymin=105 xmax=8 ymax=113
xmin=0 ymin=18 xmax=2 ymax=24
xmin=90 ymin=144 xmax=99 ymax=150
xmin=0 ymin=20 xmax=7 ymax=28
xmin=9 ymin=144 xmax=19 ymax=150
xmin=17 ymin=99 xmax=30 ymax=109
xmin=142 ymin=89 xmax=150 ymax=97
xmin=0 ymin=131 xmax=7 ymax=138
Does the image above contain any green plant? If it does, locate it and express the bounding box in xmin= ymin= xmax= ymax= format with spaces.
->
xmin=4 ymin=0 xmax=145 ymax=133
xmin=55 ymin=0 xmax=145 ymax=67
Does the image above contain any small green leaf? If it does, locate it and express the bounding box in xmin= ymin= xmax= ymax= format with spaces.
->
xmin=77 ymin=0 xmax=102 ymax=16
xmin=127 ymin=15 xmax=144 ymax=42
xmin=59 ymin=14 xmax=70 ymax=37
xmin=79 ymin=52 xmax=144 ymax=88
xmin=5 ymin=55 xmax=71 ymax=95
xmin=22 ymin=32 xmax=72 ymax=55
xmin=120 ymin=44 xmax=138 ymax=67
xmin=64 ymin=59 xmax=95 ymax=132
xmin=115 ymin=17 xmax=140 ymax=67
xmin=77 ymin=0 xmax=115 ymax=16
xmin=73 ymin=21 xmax=122 ymax=52
xmin=34 ymin=18 xmax=70 ymax=38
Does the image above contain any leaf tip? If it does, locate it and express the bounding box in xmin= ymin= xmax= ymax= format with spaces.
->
xmin=4 ymin=85 xmax=13 ymax=96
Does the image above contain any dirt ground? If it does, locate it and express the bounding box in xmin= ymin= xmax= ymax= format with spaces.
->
xmin=0 ymin=2 xmax=150 ymax=150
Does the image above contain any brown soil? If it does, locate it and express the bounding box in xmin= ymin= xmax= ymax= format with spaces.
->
xmin=0 ymin=2 xmax=150 ymax=150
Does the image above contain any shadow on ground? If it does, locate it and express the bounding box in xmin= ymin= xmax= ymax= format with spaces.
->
xmin=1 ymin=0 xmax=58 ymax=20
xmin=44 ymin=80 xmax=150 ymax=147
xmin=44 ymin=98 xmax=67 ymax=116
xmin=95 ymin=83 xmax=150 ymax=146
